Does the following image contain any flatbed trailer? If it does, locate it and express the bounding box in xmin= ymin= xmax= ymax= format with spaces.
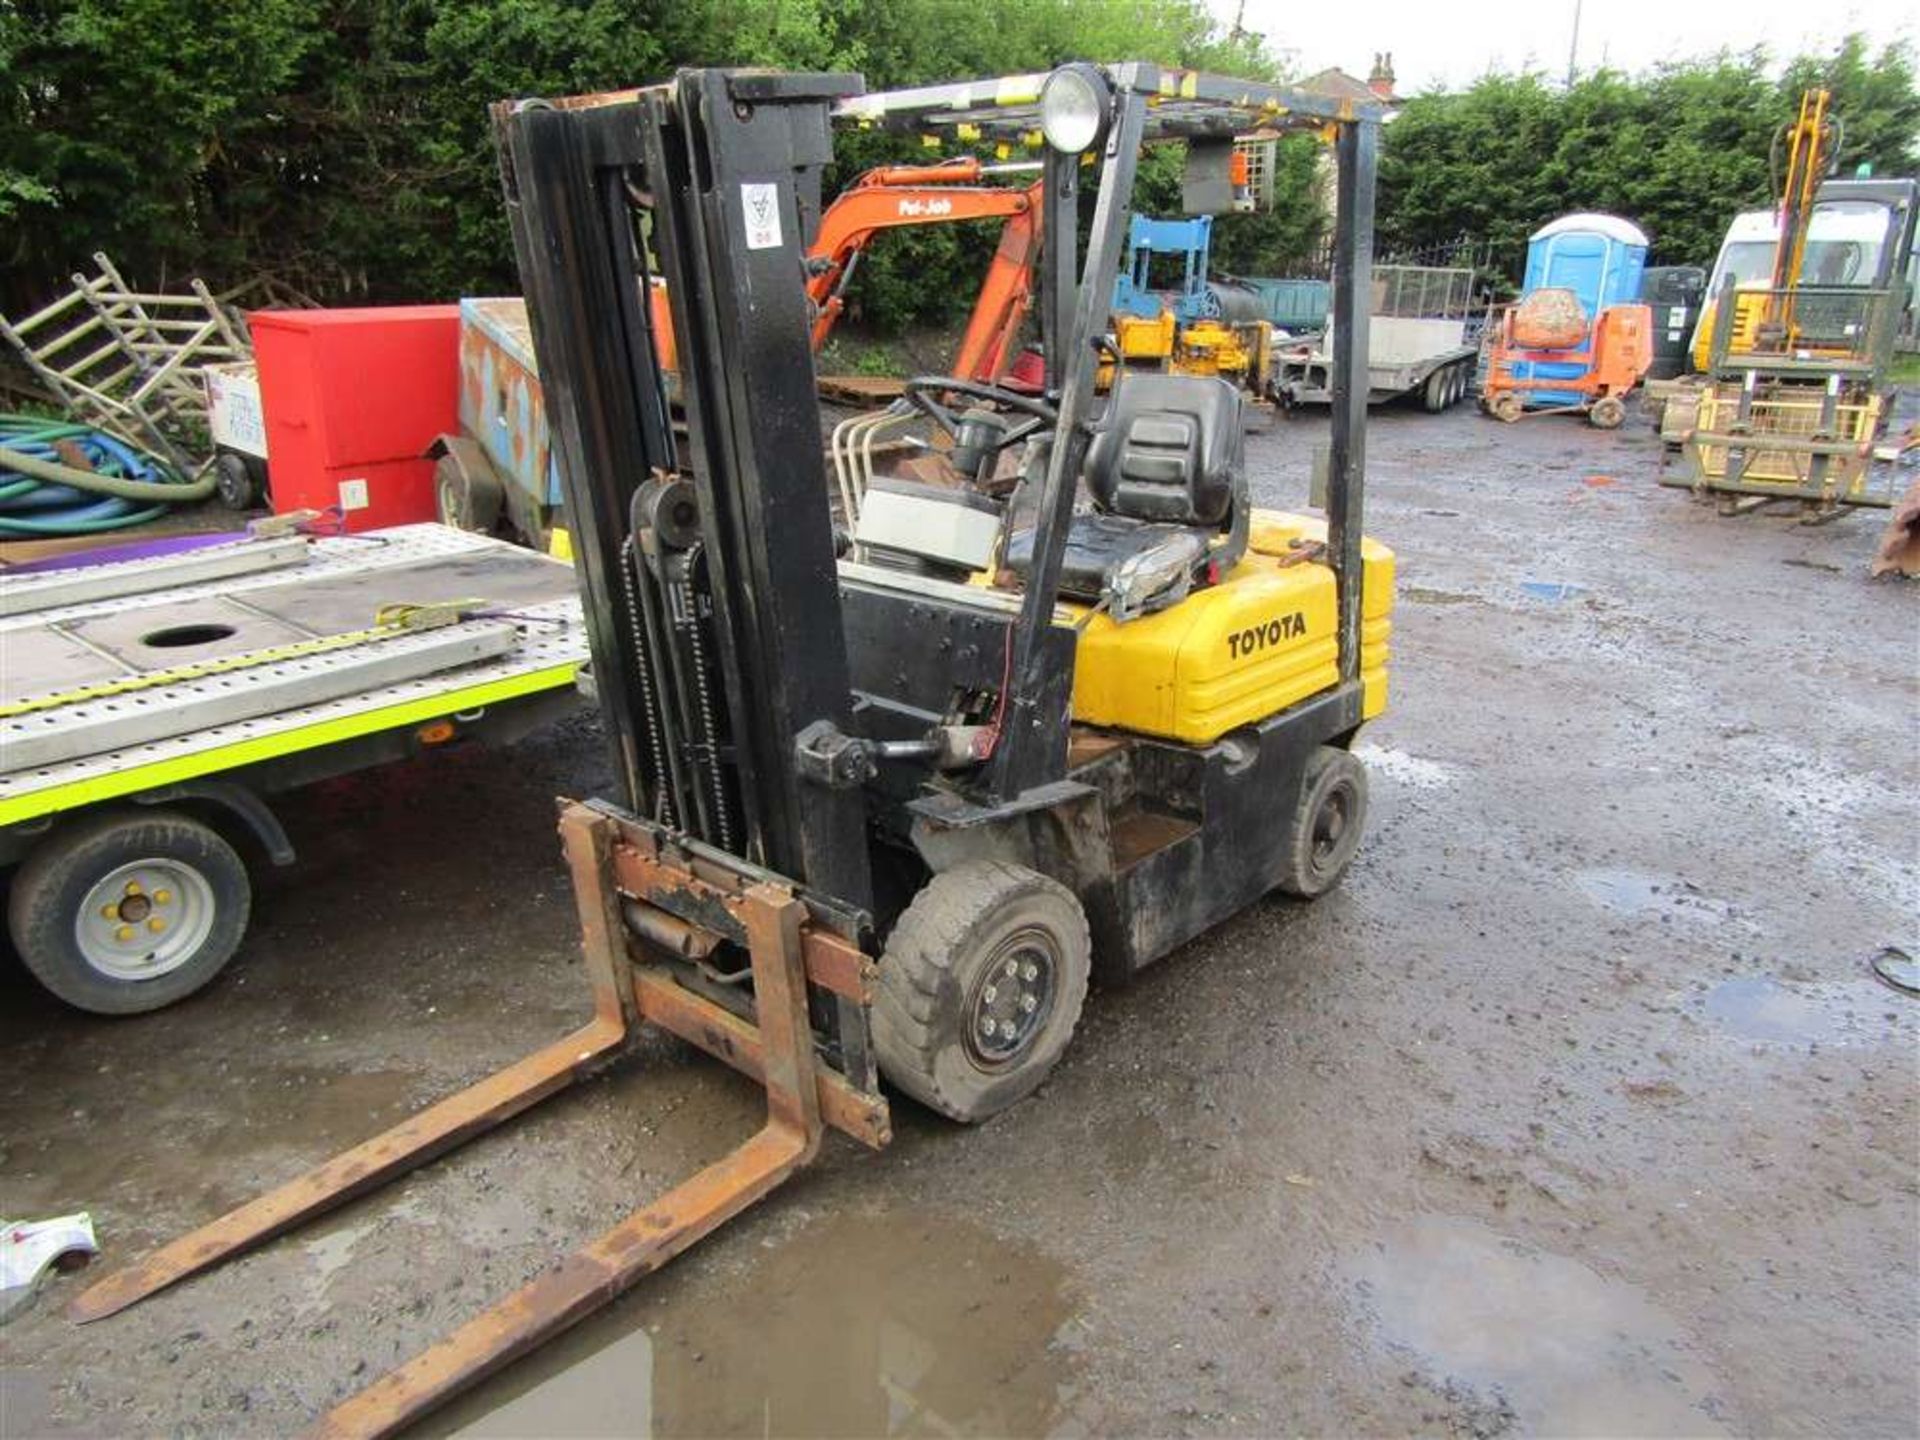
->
xmin=0 ymin=523 xmax=587 ymax=1013
xmin=1272 ymin=338 xmax=1479 ymax=409
xmin=1270 ymin=263 xmax=1480 ymax=412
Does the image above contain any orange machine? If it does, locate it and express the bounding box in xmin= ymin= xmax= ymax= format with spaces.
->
xmin=805 ymin=159 xmax=1042 ymax=382
xmin=1482 ymin=298 xmax=1653 ymax=428
xmin=1480 ymin=214 xmax=1656 ymax=428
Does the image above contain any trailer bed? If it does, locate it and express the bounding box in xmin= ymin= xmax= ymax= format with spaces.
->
xmin=0 ymin=524 xmax=586 ymax=829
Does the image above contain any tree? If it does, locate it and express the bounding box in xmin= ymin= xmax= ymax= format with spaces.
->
xmin=1376 ymin=36 xmax=1920 ymax=277
xmin=1780 ymin=34 xmax=1920 ymax=181
xmin=11 ymin=7 xmax=1910 ymax=330
xmin=0 ymin=0 xmax=1288 ymax=322
xmin=0 ymin=0 xmax=314 ymax=303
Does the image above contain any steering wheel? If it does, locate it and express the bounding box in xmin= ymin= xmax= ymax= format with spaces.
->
xmin=901 ymin=376 xmax=1058 ymax=451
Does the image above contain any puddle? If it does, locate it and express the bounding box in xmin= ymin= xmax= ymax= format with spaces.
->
xmin=1697 ymin=976 xmax=1890 ymax=1048
xmin=1350 ymin=1215 xmax=1725 ymax=1436
xmin=1519 ymin=580 xmax=1586 ymax=602
xmin=1576 ymin=869 xmax=1734 ymax=924
xmin=303 ymin=1218 xmax=377 ymax=1287
xmin=430 ymin=1208 xmax=1080 ymax=1439
xmin=1353 ymin=742 xmax=1456 ymax=791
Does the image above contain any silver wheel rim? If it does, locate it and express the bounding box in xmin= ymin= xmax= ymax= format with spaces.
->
xmin=964 ymin=929 xmax=1059 ymax=1069
xmin=74 ymin=858 xmax=218 ymax=981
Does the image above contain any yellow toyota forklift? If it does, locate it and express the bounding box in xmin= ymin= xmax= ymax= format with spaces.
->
xmin=69 ymin=63 xmax=1394 ymax=1435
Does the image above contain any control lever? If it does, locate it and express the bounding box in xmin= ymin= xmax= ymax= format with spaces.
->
xmin=794 ymin=721 xmax=994 ymax=788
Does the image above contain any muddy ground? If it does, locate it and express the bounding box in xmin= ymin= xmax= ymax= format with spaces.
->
xmin=4 ymin=401 xmax=1916 ymax=1438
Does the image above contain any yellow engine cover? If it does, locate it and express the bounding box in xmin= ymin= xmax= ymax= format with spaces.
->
xmin=1173 ymin=320 xmax=1252 ymax=377
xmin=1115 ymin=311 xmax=1177 ymax=360
xmin=1068 ymin=511 xmax=1393 ymax=744
xmin=1691 ymin=291 xmax=1763 ymax=372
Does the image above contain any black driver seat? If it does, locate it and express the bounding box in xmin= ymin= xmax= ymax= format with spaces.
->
xmin=1006 ymin=373 xmax=1247 ymax=603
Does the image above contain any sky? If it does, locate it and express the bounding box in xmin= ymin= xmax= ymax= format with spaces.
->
xmin=1209 ymin=0 xmax=1918 ymax=94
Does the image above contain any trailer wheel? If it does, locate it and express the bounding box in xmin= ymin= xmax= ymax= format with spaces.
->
xmin=7 ymin=809 xmax=251 ymax=1015
xmin=1589 ymin=394 xmax=1627 ymax=430
xmin=1278 ymin=747 xmax=1369 ymax=899
xmin=874 ymin=860 xmax=1091 ymax=1123
xmin=1421 ymin=366 xmax=1451 ymax=412
xmin=435 ymin=454 xmax=505 ymax=534
xmin=213 ymin=452 xmax=262 ymax=511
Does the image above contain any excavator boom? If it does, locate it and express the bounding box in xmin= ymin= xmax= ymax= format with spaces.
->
xmin=1769 ymin=89 xmax=1836 ymax=296
xmin=806 ymin=159 xmax=1043 ymax=381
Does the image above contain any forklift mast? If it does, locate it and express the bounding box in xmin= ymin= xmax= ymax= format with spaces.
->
xmin=499 ymin=73 xmax=874 ymax=908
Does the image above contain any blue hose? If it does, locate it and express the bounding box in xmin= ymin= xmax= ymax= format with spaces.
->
xmin=0 ymin=417 xmax=196 ymax=536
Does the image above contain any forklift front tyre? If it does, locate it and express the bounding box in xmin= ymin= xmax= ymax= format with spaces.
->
xmin=8 ymin=808 xmax=252 ymax=1015
xmin=1589 ymin=395 xmax=1627 ymax=430
xmin=435 ymin=454 xmax=505 ymax=534
xmin=1278 ymin=747 xmax=1369 ymax=899
xmin=1489 ymin=393 xmax=1525 ymax=424
xmin=874 ymin=860 xmax=1091 ymax=1123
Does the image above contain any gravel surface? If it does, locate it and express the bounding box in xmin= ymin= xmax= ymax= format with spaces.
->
xmin=3 ymin=398 xmax=1915 ymax=1438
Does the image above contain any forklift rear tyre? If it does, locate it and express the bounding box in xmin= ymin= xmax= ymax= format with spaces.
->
xmin=1278 ymin=747 xmax=1369 ymax=899
xmin=435 ymin=455 xmax=505 ymax=534
xmin=1589 ymin=395 xmax=1627 ymax=430
xmin=1490 ymin=393 xmax=1525 ymax=424
xmin=7 ymin=809 xmax=251 ymax=1015
xmin=874 ymin=861 xmax=1091 ymax=1123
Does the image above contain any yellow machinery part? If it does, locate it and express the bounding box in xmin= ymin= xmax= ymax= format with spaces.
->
xmin=1172 ymin=319 xmax=1252 ymax=377
xmin=1696 ymin=289 xmax=1798 ymax=371
xmin=1688 ymin=381 xmax=1883 ymax=492
xmin=1691 ymin=289 xmax=1861 ymax=373
xmin=1115 ymin=311 xmax=1176 ymax=361
xmin=1690 ymin=290 xmax=1755 ymax=372
xmin=1068 ymin=509 xmax=1393 ymax=744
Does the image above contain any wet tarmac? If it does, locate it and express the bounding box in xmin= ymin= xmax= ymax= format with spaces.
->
xmin=428 ymin=1210 xmax=1079 ymax=1439
xmin=3 ymin=398 xmax=1915 ymax=1437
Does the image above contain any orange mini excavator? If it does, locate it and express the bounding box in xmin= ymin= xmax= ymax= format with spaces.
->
xmin=806 ymin=158 xmax=1043 ymax=382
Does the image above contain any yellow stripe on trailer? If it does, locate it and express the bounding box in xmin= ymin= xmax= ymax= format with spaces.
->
xmin=0 ymin=620 xmax=437 ymax=720
xmin=0 ymin=663 xmax=579 ymax=829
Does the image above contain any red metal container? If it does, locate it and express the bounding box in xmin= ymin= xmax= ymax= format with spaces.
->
xmin=250 ymin=306 xmax=460 ymax=531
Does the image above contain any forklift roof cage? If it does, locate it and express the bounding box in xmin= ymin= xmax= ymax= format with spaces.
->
xmin=69 ymin=63 xmax=1384 ymax=1438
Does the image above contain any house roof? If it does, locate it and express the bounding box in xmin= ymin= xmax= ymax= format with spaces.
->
xmin=1300 ymin=68 xmax=1380 ymax=103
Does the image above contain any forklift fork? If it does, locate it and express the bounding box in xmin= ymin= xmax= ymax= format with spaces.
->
xmin=70 ymin=801 xmax=886 ymax=1438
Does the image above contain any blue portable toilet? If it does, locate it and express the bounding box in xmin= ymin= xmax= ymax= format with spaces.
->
xmin=1508 ymin=213 xmax=1650 ymax=408
xmin=1522 ymin=213 xmax=1649 ymax=312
